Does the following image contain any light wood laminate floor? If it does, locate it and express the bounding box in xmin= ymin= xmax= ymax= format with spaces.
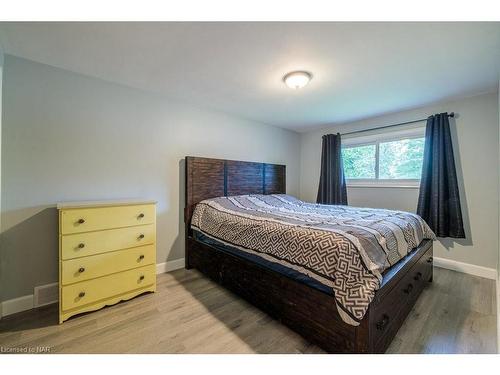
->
xmin=0 ymin=267 xmax=496 ymax=354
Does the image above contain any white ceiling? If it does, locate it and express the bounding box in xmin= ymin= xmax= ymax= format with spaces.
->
xmin=0 ymin=22 xmax=499 ymax=132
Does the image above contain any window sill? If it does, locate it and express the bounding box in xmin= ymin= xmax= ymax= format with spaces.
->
xmin=347 ymin=183 xmax=420 ymax=189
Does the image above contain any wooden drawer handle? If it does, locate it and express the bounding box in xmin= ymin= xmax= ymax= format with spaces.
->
xmin=414 ymin=272 xmax=422 ymax=281
xmin=376 ymin=314 xmax=389 ymax=330
xmin=139 ymin=255 xmax=145 ymax=260
xmin=77 ymin=218 xmax=85 ymax=224
xmin=78 ymin=267 xmax=85 ymax=273
xmin=427 ymin=257 xmax=433 ymax=263
xmin=138 ymin=234 xmax=145 ymax=239
xmin=139 ymin=275 xmax=145 ymax=281
xmin=138 ymin=213 xmax=145 ymax=219
xmin=403 ymin=284 xmax=414 ymax=294
xmin=78 ymin=243 xmax=85 ymax=249
xmin=78 ymin=292 xmax=86 ymax=298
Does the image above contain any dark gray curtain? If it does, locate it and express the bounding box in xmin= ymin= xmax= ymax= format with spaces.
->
xmin=317 ymin=133 xmax=348 ymax=205
xmin=417 ymin=113 xmax=465 ymax=238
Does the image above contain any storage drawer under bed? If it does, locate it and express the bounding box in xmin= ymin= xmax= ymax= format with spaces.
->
xmin=187 ymin=236 xmax=433 ymax=353
xmin=368 ymin=244 xmax=433 ymax=351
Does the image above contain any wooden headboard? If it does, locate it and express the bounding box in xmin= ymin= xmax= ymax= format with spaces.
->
xmin=184 ymin=156 xmax=286 ymax=228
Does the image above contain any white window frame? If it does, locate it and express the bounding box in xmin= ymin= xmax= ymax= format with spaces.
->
xmin=342 ymin=126 xmax=425 ymax=189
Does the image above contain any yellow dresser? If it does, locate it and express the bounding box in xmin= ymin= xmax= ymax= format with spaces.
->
xmin=57 ymin=199 xmax=157 ymax=323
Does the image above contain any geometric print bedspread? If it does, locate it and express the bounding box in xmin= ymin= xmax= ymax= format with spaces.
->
xmin=191 ymin=194 xmax=435 ymax=326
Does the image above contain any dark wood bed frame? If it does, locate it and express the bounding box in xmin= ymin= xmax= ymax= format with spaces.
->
xmin=184 ymin=156 xmax=433 ymax=353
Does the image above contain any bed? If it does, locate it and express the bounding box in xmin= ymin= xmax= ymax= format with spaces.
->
xmin=184 ymin=156 xmax=435 ymax=353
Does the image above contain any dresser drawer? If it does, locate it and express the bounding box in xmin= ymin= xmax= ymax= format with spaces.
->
xmin=61 ymin=244 xmax=156 ymax=285
xmin=60 ymin=204 xmax=155 ymax=234
xmin=61 ymin=264 xmax=156 ymax=311
xmin=61 ymin=224 xmax=155 ymax=260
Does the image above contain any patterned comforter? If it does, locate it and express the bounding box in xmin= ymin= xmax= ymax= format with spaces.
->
xmin=191 ymin=194 xmax=435 ymax=326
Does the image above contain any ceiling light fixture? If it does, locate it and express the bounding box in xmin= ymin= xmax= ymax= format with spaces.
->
xmin=283 ymin=71 xmax=312 ymax=89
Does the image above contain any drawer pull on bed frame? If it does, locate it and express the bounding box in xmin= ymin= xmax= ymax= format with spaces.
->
xmin=376 ymin=314 xmax=390 ymax=330
xmin=403 ymin=284 xmax=414 ymax=294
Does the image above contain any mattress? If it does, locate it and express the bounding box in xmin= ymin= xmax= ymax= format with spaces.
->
xmin=191 ymin=194 xmax=435 ymax=325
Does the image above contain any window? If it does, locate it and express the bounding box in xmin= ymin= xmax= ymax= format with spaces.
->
xmin=379 ymin=138 xmax=425 ymax=179
xmin=342 ymin=144 xmax=376 ymax=179
xmin=341 ymin=127 xmax=425 ymax=187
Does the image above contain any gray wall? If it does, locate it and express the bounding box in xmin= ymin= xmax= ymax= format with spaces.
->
xmin=0 ymin=55 xmax=301 ymax=301
xmin=300 ymin=92 xmax=499 ymax=270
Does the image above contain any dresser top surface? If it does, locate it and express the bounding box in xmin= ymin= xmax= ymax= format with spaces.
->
xmin=57 ymin=199 xmax=157 ymax=209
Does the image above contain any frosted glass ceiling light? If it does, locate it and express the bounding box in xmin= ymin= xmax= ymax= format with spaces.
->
xmin=283 ymin=71 xmax=312 ymax=89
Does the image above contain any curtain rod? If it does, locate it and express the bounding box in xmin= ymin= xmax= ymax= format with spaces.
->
xmin=340 ymin=112 xmax=455 ymax=137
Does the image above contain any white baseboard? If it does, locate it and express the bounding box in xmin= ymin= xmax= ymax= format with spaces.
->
xmin=434 ymin=257 xmax=497 ymax=280
xmin=0 ymin=259 xmax=186 ymax=319
xmin=156 ymin=258 xmax=185 ymax=274
xmin=1 ymin=295 xmax=34 ymax=317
